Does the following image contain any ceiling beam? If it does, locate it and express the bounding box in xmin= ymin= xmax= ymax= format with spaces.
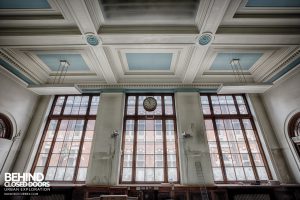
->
xmin=64 ymin=0 xmax=117 ymax=84
xmin=183 ymin=0 xmax=231 ymax=83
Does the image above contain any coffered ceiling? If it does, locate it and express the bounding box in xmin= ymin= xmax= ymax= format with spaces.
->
xmin=0 ymin=0 xmax=299 ymax=92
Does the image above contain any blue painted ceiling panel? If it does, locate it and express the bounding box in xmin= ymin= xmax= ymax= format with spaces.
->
xmin=126 ymin=53 xmax=172 ymax=70
xmin=246 ymin=0 xmax=300 ymax=7
xmin=0 ymin=0 xmax=51 ymax=9
xmin=37 ymin=54 xmax=90 ymax=71
xmin=210 ymin=53 xmax=263 ymax=71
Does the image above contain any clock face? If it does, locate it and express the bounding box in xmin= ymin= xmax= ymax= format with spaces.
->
xmin=143 ymin=97 xmax=157 ymax=112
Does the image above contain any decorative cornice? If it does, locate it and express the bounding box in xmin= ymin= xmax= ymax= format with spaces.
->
xmin=0 ymin=50 xmax=38 ymax=84
xmin=263 ymin=48 xmax=300 ymax=82
xmin=77 ymin=83 xmax=220 ymax=90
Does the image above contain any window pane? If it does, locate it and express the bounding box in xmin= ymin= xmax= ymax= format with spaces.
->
xmin=67 ymin=154 xmax=77 ymax=167
xmin=249 ymin=141 xmax=259 ymax=153
xmin=90 ymin=96 xmax=100 ymax=115
xmin=34 ymin=167 xmax=44 ymax=175
xmin=37 ymin=154 xmax=48 ymax=166
xmin=213 ymin=105 xmax=221 ymax=114
xmin=82 ymin=141 xmax=92 ymax=154
xmin=126 ymin=120 xmax=134 ymax=131
xmin=127 ymin=106 xmax=135 ymax=115
xmin=205 ymin=120 xmax=214 ymax=130
xmin=123 ymin=154 xmax=133 ymax=167
xmin=127 ymin=96 xmax=136 ymax=105
xmin=155 ymin=155 xmax=164 ymax=167
xmin=220 ymin=142 xmax=230 ymax=153
xmin=229 ymin=142 xmax=239 ymax=153
xmin=208 ymin=142 xmax=218 ymax=153
xmin=239 ymin=105 xmax=248 ymax=114
xmin=136 ymin=155 xmax=145 ymax=167
xmin=77 ymin=168 xmax=87 ymax=181
xmin=79 ymin=154 xmax=90 ymax=167
xmin=40 ymin=142 xmax=51 ymax=154
xmin=155 ymin=168 xmax=164 ymax=181
xmin=166 ymin=120 xmax=174 ymax=131
xmin=228 ymin=105 xmax=237 ymax=114
xmin=225 ymin=167 xmax=236 ymax=181
xmin=253 ymin=154 xmax=264 ymax=166
xmin=49 ymin=154 xmax=59 ymax=166
xmin=241 ymin=154 xmax=251 ymax=166
xmin=54 ymin=167 xmax=66 ymax=180
xmin=136 ymin=168 xmax=145 ymax=182
xmin=64 ymin=167 xmax=75 ymax=181
xmin=145 ymin=120 xmax=154 ymax=130
xmin=223 ymin=154 xmax=233 ymax=166
xmin=122 ymin=168 xmax=132 ymax=182
xmin=212 ymin=168 xmax=223 ymax=181
xmin=165 ymin=105 xmax=173 ymax=115
xmin=218 ymin=130 xmax=227 ymax=141
xmin=145 ymin=168 xmax=154 ymax=181
xmin=167 ymin=154 xmax=177 ymax=167
xmin=200 ymin=96 xmax=209 ymax=104
xmin=57 ymin=154 xmax=68 ymax=166
xmin=235 ymin=167 xmax=246 ymax=180
xmin=232 ymin=154 xmax=242 ymax=166
xmin=206 ymin=130 xmax=216 ymax=141
xmin=246 ymin=130 xmax=256 ymax=141
xmin=145 ymin=155 xmax=154 ymax=167
xmin=244 ymin=167 xmax=255 ymax=180
xmin=257 ymin=167 xmax=268 ymax=180
xmin=235 ymin=96 xmax=245 ymax=104
xmin=168 ymin=168 xmax=177 ymax=182
xmin=45 ymin=167 xmax=56 ymax=180
xmin=167 ymin=142 xmax=176 ymax=154
xmin=53 ymin=96 xmax=65 ymax=115
xmin=211 ymin=154 xmax=221 ymax=167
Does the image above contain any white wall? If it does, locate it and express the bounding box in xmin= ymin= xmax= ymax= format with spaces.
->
xmin=86 ymin=93 xmax=125 ymax=185
xmin=0 ymin=71 xmax=39 ymax=183
xmin=261 ymin=70 xmax=300 ymax=183
xmin=175 ymin=92 xmax=214 ymax=185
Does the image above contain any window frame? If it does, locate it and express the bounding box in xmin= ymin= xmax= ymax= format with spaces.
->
xmin=120 ymin=93 xmax=180 ymax=184
xmin=200 ymin=93 xmax=272 ymax=184
xmin=31 ymin=94 xmax=99 ymax=184
xmin=288 ymin=112 xmax=300 ymax=158
xmin=0 ymin=113 xmax=13 ymax=140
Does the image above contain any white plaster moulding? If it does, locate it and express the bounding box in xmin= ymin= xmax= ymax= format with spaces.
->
xmin=27 ymin=84 xmax=82 ymax=95
xmin=217 ymin=83 xmax=273 ymax=94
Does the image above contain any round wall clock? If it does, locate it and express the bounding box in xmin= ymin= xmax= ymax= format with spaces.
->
xmin=143 ymin=97 xmax=157 ymax=112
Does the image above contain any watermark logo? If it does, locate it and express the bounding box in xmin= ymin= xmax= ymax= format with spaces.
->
xmin=2 ymin=173 xmax=51 ymax=196
xmin=4 ymin=173 xmax=50 ymax=187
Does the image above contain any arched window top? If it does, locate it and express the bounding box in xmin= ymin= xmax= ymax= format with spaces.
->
xmin=0 ymin=113 xmax=13 ymax=140
xmin=289 ymin=113 xmax=300 ymax=153
xmin=289 ymin=113 xmax=300 ymax=138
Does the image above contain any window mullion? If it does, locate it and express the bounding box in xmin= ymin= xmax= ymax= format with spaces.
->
xmin=239 ymin=118 xmax=259 ymax=180
xmin=162 ymin=119 xmax=168 ymax=183
xmin=72 ymin=118 xmax=88 ymax=183
xmin=43 ymin=119 xmax=62 ymax=177
xmin=208 ymin=95 xmax=227 ymax=182
xmin=132 ymin=119 xmax=138 ymax=183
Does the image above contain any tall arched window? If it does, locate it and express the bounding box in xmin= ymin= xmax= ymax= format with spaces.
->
xmin=0 ymin=113 xmax=13 ymax=140
xmin=120 ymin=94 xmax=179 ymax=184
xmin=288 ymin=113 xmax=300 ymax=158
xmin=200 ymin=94 xmax=272 ymax=183
xmin=31 ymin=95 xmax=100 ymax=183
